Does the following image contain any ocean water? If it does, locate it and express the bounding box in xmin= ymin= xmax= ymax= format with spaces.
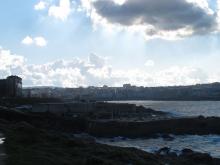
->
xmin=101 ymin=101 xmax=220 ymax=157
xmin=97 ymin=135 xmax=220 ymax=158
xmin=110 ymin=101 xmax=220 ymax=117
xmin=0 ymin=133 xmax=4 ymax=145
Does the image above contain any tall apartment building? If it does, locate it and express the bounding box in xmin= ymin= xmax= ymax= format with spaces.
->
xmin=0 ymin=76 xmax=22 ymax=98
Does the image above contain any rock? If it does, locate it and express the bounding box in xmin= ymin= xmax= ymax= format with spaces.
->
xmin=73 ymin=133 xmax=96 ymax=143
xmin=88 ymin=116 xmax=220 ymax=138
xmin=198 ymin=115 xmax=205 ymax=119
xmin=190 ymin=152 xmax=213 ymax=163
xmin=181 ymin=148 xmax=213 ymax=163
xmin=156 ymin=147 xmax=170 ymax=155
xmin=181 ymin=148 xmax=194 ymax=155
xmin=161 ymin=134 xmax=175 ymax=141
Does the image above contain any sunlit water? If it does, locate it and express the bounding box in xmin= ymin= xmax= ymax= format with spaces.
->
xmin=0 ymin=139 xmax=3 ymax=145
xmin=103 ymin=101 xmax=220 ymax=157
xmin=110 ymin=101 xmax=220 ymax=117
xmin=97 ymin=135 xmax=220 ymax=158
xmin=0 ymin=133 xmax=4 ymax=145
xmin=0 ymin=132 xmax=5 ymax=164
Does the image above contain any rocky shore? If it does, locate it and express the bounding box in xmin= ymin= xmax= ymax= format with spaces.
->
xmin=88 ymin=116 xmax=220 ymax=138
xmin=1 ymin=104 xmax=220 ymax=164
xmin=1 ymin=120 xmax=220 ymax=165
xmin=0 ymin=132 xmax=5 ymax=165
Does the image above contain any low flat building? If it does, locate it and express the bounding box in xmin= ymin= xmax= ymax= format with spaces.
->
xmin=0 ymin=76 xmax=22 ymax=98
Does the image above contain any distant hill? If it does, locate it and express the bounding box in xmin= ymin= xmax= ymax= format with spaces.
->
xmin=23 ymin=82 xmax=220 ymax=101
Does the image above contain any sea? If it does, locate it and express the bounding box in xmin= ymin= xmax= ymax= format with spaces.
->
xmin=97 ymin=101 xmax=220 ymax=158
xmin=110 ymin=101 xmax=220 ymax=117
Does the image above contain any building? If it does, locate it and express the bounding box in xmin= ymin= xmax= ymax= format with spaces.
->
xmin=0 ymin=76 xmax=22 ymax=98
xmin=123 ymin=84 xmax=132 ymax=88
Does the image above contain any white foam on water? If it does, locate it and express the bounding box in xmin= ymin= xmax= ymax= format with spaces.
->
xmin=0 ymin=133 xmax=5 ymax=145
xmin=97 ymin=135 xmax=220 ymax=158
xmin=0 ymin=138 xmax=5 ymax=145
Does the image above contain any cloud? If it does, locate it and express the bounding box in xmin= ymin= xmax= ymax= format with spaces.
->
xmin=81 ymin=0 xmax=219 ymax=39
xmin=153 ymin=66 xmax=208 ymax=86
xmin=21 ymin=36 xmax=33 ymax=45
xmin=145 ymin=60 xmax=155 ymax=67
xmin=34 ymin=1 xmax=47 ymax=10
xmin=21 ymin=36 xmax=47 ymax=47
xmin=34 ymin=37 xmax=48 ymax=47
xmin=88 ymin=53 xmax=107 ymax=68
xmin=0 ymin=48 xmax=25 ymax=78
xmin=0 ymin=47 xmax=219 ymax=87
xmin=48 ymin=0 xmax=71 ymax=21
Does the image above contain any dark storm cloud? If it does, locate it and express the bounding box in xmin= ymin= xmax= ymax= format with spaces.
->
xmin=92 ymin=0 xmax=218 ymax=35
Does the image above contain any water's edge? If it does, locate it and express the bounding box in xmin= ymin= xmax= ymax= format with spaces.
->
xmin=96 ymin=134 xmax=220 ymax=158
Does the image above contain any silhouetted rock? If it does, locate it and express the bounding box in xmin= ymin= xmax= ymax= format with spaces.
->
xmin=161 ymin=134 xmax=175 ymax=141
xmin=181 ymin=149 xmax=213 ymax=164
xmin=156 ymin=147 xmax=171 ymax=155
xmin=1 ymin=106 xmax=220 ymax=164
xmin=88 ymin=117 xmax=220 ymax=138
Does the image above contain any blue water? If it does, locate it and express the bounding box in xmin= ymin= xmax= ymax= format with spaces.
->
xmin=102 ymin=101 xmax=220 ymax=157
xmin=110 ymin=101 xmax=220 ymax=117
xmin=97 ymin=135 xmax=220 ymax=158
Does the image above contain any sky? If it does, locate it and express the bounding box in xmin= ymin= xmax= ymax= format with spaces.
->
xmin=1 ymin=0 xmax=220 ymax=87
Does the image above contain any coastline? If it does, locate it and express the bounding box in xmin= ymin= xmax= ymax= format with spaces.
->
xmin=2 ymin=120 xmax=220 ymax=165
xmin=0 ymin=132 xmax=5 ymax=165
xmin=1 ymin=101 xmax=220 ymax=164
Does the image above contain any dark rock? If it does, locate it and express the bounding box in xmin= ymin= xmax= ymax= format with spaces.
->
xmin=190 ymin=153 xmax=213 ymax=163
xmin=1 ymin=106 xmax=220 ymax=165
xmin=88 ymin=116 xmax=220 ymax=138
xmin=198 ymin=115 xmax=205 ymax=119
xmin=156 ymin=147 xmax=170 ymax=155
xmin=161 ymin=134 xmax=175 ymax=141
xmin=181 ymin=149 xmax=213 ymax=163
xmin=73 ymin=133 xmax=96 ymax=143
xmin=121 ymin=137 xmax=127 ymax=140
xmin=181 ymin=148 xmax=194 ymax=155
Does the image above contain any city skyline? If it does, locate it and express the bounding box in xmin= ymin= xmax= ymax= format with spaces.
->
xmin=1 ymin=0 xmax=220 ymax=87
